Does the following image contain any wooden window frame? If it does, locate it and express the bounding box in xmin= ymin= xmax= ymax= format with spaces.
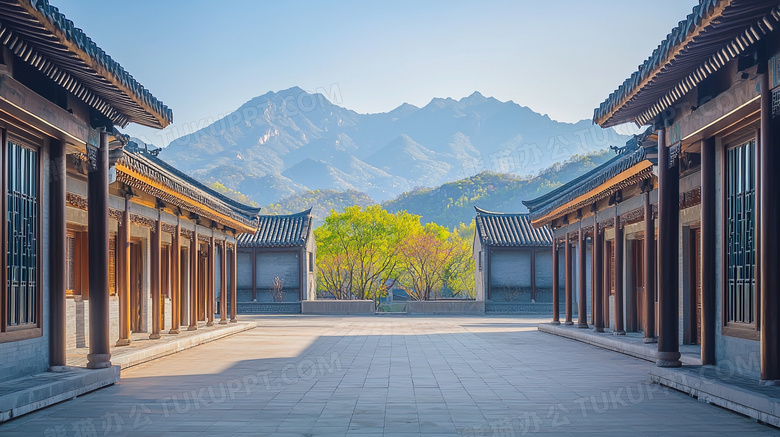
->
xmin=66 ymin=231 xmax=76 ymax=295
xmin=0 ymin=129 xmax=43 ymax=343
xmin=721 ymin=134 xmax=760 ymax=341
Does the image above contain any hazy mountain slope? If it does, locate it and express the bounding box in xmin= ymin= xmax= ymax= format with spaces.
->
xmin=382 ymin=150 xmax=614 ymax=228
xmin=264 ymin=189 xmax=376 ymax=226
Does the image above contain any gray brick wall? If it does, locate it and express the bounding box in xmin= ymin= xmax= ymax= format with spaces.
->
xmin=535 ymin=251 xmax=553 ymax=288
xmin=490 ymin=250 xmax=531 ymax=288
xmin=237 ymin=250 xmax=253 ymax=289
xmin=66 ymin=299 xmax=120 ymax=349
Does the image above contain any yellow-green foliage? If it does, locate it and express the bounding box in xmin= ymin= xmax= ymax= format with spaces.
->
xmin=314 ymin=206 xmax=475 ymax=300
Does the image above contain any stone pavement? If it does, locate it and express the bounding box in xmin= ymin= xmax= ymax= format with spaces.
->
xmin=0 ymin=315 xmax=775 ymax=436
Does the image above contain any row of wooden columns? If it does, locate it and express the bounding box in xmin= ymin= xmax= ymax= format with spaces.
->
xmin=550 ymin=73 xmax=780 ymax=378
xmin=47 ymin=129 xmax=240 ymax=369
xmin=552 ymin=215 xmax=646 ymax=335
xmin=108 ymin=214 xmax=241 ymax=346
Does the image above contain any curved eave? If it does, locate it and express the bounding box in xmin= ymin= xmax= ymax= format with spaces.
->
xmin=236 ymin=209 xmax=313 ymax=248
xmin=116 ymin=163 xmax=257 ymax=232
xmin=474 ymin=207 xmax=553 ymax=247
xmin=14 ymin=0 xmax=172 ymax=128
xmin=594 ymin=1 xmax=780 ymax=128
xmin=530 ymin=161 xmax=654 ymax=227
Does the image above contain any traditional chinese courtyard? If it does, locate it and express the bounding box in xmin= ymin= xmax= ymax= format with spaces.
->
xmin=1 ymin=316 xmax=774 ymax=436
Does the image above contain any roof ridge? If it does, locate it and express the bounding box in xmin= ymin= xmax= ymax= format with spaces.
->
xmin=474 ymin=206 xmax=528 ymax=216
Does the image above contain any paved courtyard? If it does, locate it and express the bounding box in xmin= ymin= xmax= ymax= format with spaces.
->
xmin=1 ymin=316 xmax=775 ymax=436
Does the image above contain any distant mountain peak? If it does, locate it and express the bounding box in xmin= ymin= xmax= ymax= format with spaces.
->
xmin=159 ymin=87 xmax=630 ymax=206
xmin=461 ymin=91 xmax=487 ymax=102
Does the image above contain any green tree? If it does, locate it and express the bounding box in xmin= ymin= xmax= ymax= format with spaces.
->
xmin=315 ymin=205 xmax=418 ymax=300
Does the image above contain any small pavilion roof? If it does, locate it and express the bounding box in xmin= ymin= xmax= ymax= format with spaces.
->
xmin=474 ymin=207 xmax=552 ymax=247
xmin=237 ymin=209 xmax=313 ymax=248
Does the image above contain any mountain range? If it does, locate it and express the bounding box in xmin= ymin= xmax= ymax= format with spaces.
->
xmin=159 ymin=87 xmax=629 ymax=205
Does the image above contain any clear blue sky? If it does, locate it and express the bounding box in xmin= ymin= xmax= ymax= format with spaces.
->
xmin=55 ymin=0 xmax=698 ymax=146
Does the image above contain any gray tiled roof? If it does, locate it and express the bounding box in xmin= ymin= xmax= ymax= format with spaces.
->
xmin=237 ymin=209 xmax=312 ymax=248
xmin=121 ymin=142 xmax=261 ymax=230
xmin=593 ymin=0 xmax=780 ymax=127
xmin=522 ymin=128 xmax=653 ymax=222
xmin=1 ymin=0 xmax=173 ymax=128
xmin=474 ymin=207 xmax=552 ymax=247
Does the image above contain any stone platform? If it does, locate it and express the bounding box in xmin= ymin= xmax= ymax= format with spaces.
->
xmin=651 ymin=365 xmax=780 ymax=428
xmin=0 ymin=320 xmax=257 ymax=423
xmin=0 ymin=366 xmax=119 ymax=423
xmin=67 ymin=320 xmax=257 ymax=369
xmin=537 ymin=322 xmax=702 ymax=365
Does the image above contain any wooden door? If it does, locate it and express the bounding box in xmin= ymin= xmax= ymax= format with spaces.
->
xmin=689 ymin=228 xmax=702 ymax=345
xmin=198 ymin=251 xmax=206 ymax=321
xmin=160 ymin=246 xmax=169 ymax=331
xmin=129 ymin=242 xmax=143 ymax=332
xmin=632 ymin=239 xmax=645 ymax=333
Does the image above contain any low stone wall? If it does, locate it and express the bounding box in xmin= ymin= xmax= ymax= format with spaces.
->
xmin=301 ymin=300 xmax=375 ymax=315
xmin=235 ymin=302 xmax=301 ymax=314
xmin=406 ymin=300 xmax=484 ymax=315
xmin=486 ymin=302 xmax=571 ymax=315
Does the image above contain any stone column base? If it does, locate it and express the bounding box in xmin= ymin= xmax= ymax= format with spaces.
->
xmin=656 ymin=351 xmax=682 ymax=368
xmin=86 ymin=353 xmax=112 ymax=369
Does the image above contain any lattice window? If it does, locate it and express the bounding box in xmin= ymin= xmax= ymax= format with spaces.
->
xmin=66 ymin=233 xmax=75 ymax=293
xmin=109 ymin=235 xmax=116 ymax=296
xmin=6 ymin=141 xmax=38 ymax=327
xmin=773 ymin=88 xmax=780 ymax=119
xmin=726 ymin=140 xmax=756 ymax=325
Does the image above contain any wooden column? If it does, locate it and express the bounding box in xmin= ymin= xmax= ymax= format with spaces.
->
xmin=219 ymin=242 xmax=228 ymax=324
xmin=700 ymin=137 xmax=716 ymax=364
xmin=116 ymin=197 xmax=131 ymax=346
xmin=577 ymin=227 xmax=588 ymax=328
xmin=603 ymin=235 xmax=610 ymax=328
xmin=208 ymin=236 xmax=216 ymax=326
xmin=188 ymin=228 xmax=199 ymax=331
xmin=643 ymin=188 xmax=656 ymax=343
xmin=86 ymin=129 xmax=111 ymax=369
xmin=169 ymin=221 xmax=181 ymax=334
xmin=760 ymin=72 xmax=780 ymax=384
xmin=657 ymin=130 xmax=681 ymax=368
xmin=594 ymin=221 xmax=604 ymax=333
xmin=614 ymin=222 xmax=626 ymax=335
xmin=49 ymin=139 xmax=66 ymax=367
xmin=551 ymin=240 xmax=560 ymax=324
xmin=530 ymin=249 xmax=537 ymax=302
xmin=251 ymin=247 xmax=257 ymax=301
xmin=149 ymin=214 xmax=162 ymax=339
xmin=230 ymin=244 xmax=238 ymax=322
xmin=564 ymin=236 xmax=573 ymax=325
